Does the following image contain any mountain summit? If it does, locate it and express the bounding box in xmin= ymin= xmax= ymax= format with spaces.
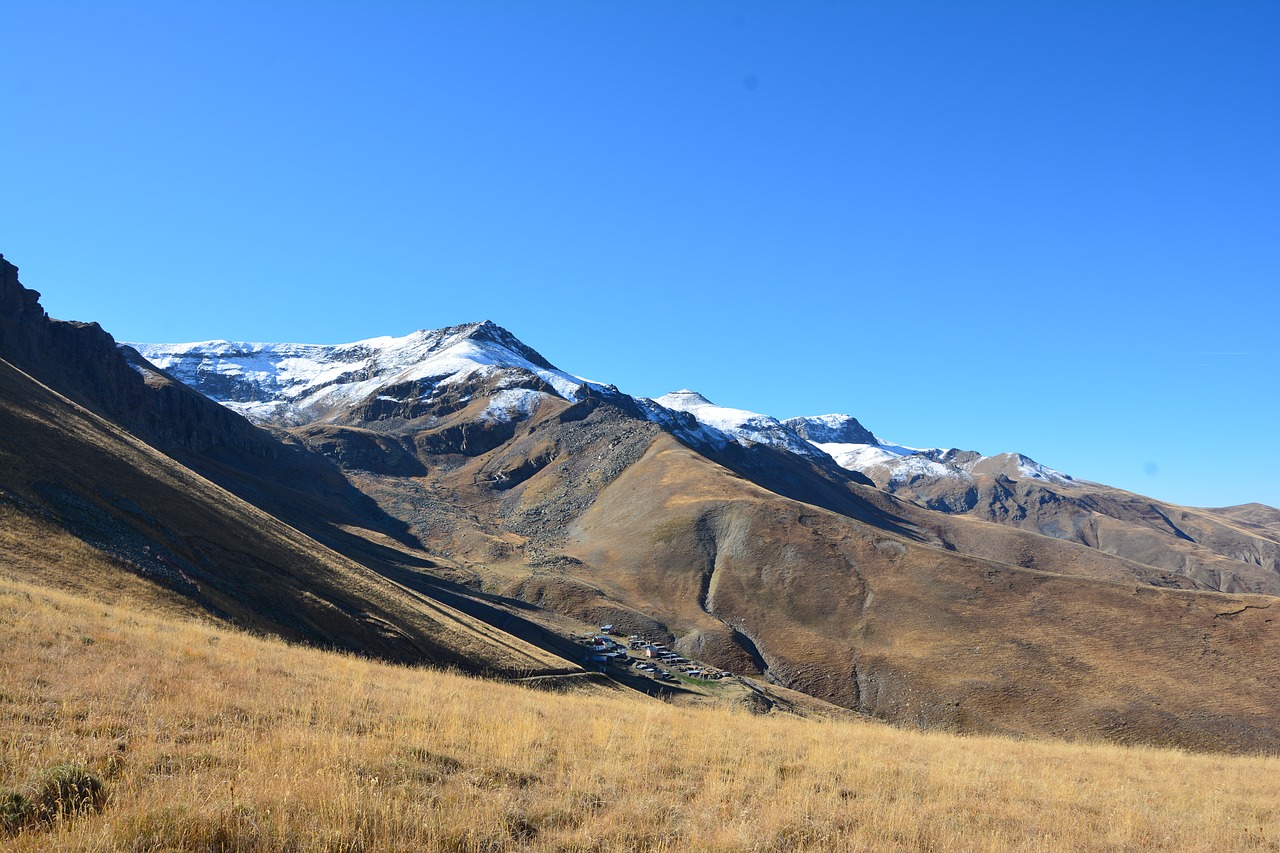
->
xmin=130 ymin=320 xmax=586 ymax=427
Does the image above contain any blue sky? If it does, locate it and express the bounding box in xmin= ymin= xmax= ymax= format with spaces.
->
xmin=2 ymin=1 xmax=1277 ymax=509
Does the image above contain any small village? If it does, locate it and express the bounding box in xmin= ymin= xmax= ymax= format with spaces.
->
xmin=578 ymin=624 xmax=734 ymax=685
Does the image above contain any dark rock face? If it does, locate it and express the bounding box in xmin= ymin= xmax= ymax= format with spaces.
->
xmin=784 ymin=414 xmax=878 ymax=446
xmin=0 ymin=255 xmax=47 ymax=354
xmin=0 ymin=253 xmax=423 ymax=551
xmin=294 ymin=425 xmax=427 ymax=475
xmin=467 ymin=320 xmax=559 ymax=371
xmin=413 ymin=418 xmax=520 ymax=458
xmin=919 ymin=448 xmax=984 ymax=467
xmin=562 ymin=383 xmax=649 ymax=423
xmin=0 ymin=254 xmax=277 ymax=460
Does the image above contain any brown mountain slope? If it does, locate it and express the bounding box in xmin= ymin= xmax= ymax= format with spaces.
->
xmin=177 ymin=336 xmax=1277 ymax=752
xmin=869 ymin=470 xmax=1280 ymax=594
xmin=1201 ymin=502 xmax=1280 ymax=542
xmin=10 ymin=251 xmax=1276 ymax=751
xmin=288 ymin=379 xmax=1280 ymax=751
xmin=560 ymin=434 xmax=1280 ymax=752
xmin=0 ymin=355 xmax=575 ymax=676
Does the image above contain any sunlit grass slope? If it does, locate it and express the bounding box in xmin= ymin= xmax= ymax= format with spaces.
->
xmin=3 ymin=575 xmax=1277 ymax=852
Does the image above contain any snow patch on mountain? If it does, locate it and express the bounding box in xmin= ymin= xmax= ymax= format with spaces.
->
xmin=785 ymin=406 xmax=1077 ymax=487
xmin=882 ymin=454 xmax=972 ymax=485
xmin=645 ymin=390 xmax=826 ymax=459
xmin=628 ymin=397 xmax=723 ymax=448
xmin=808 ymin=439 xmax=974 ymax=485
xmin=478 ymin=389 xmax=549 ymax=424
xmin=812 ymin=441 xmax=914 ymax=472
xmin=805 ymin=428 xmax=1076 ymax=488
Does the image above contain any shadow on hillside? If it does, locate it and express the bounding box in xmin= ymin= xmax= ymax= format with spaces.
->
xmin=704 ymin=441 xmax=926 ymax=541
xmin=373 ymin=561 xmax=584 ymax=663
xmin=179 ymin=448 xmax=427 ymax=554
xmin=373 ymin=562 xmax=707 ymax=699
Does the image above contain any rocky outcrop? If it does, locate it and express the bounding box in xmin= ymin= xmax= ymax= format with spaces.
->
xmin=0 ymin=253 xmax=427 ymax=554
xmin=783 ymin=414 xmax=878 ymax=446
xmin=0 ymin=254 xmax=48 ymax=354
xmin=0 ymin=254 xmax=279 ymax=459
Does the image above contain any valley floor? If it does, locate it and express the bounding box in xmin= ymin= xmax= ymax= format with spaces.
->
xmin=2 ymin=575 xmax=1277 ymax=852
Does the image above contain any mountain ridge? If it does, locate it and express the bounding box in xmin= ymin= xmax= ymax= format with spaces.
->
xmin=132 ymin=318 xmax=1272 ymax=514
xmin=133 ymin=323 xmax=1088 ymax=495
xmin=129 ymin=319 xmax=1280 ymax=597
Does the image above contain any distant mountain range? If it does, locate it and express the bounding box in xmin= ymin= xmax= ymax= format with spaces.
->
xmin=4 ymin=251 xmax=1279 ymax=753
xmin=131 ymin=327 xmax=1072 ymax=482
xmin=133 ymin=324 xmax=1280 ymax=596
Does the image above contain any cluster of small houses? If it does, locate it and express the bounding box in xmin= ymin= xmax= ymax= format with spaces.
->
xmin=580 ymin=624 xmax=733 ymax=682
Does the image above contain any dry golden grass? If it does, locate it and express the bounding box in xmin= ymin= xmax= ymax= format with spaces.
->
xmin=0 ymin=505 xmax=207 ymax=621
xmin=2 ymin=576 xmax=1277 ymax=852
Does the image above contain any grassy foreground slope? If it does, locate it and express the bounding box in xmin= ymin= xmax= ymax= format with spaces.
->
xmin=3 ymin=575 xmax=1278 ymax=853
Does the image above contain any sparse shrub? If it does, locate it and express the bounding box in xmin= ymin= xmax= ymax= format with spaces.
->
xmin=1 ymin=789 xmax=29 ymax=834
xmin=1 ymin=764 xmax=107 ymax=833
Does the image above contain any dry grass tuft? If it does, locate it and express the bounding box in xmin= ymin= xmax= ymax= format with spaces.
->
xmin=1 ymin=575 xmax=1277 ymax=851
xmin=1 ymin=764 xmax=106 ymax=834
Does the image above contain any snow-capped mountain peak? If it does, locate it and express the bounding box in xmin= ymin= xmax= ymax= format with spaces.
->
xmin=968 ymin=452 xmax=1076 ymax=485
xmin=128 ymin=320 xmax=585 ymax=426
xmin=128 ymin=319 xmax=1078 ymax=490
